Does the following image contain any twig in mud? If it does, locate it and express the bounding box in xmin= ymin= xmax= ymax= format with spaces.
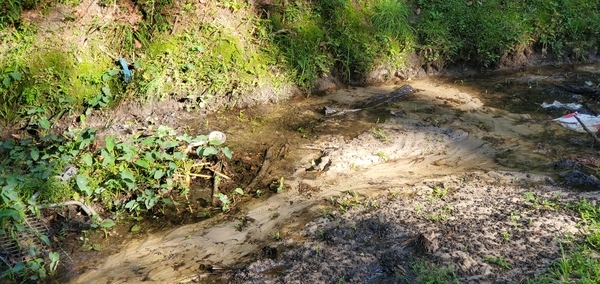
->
xmin=175 ymin=173 xmax=212 ymax=179
xmin=302 ymin=145 xmax=339 ymax=151
xmin=573 ymin=114 xmax=600 ymax=147
xmin=38 ymin=200 xmax=101 ymax=220
xmin=171 ymin=15 xmax=179 ymax=35
xmin=211 ymin=162 xmax=223 ymax=206
xmin=245 ymin=146 xmax=275 ymax=192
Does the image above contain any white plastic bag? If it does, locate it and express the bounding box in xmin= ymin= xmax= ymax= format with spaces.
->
xmin=540 ymin=100 xmax=582 ymax=111
xmin=552 ymin=112 xmax=600 ymax=133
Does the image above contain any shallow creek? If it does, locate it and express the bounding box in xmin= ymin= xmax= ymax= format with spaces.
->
xmin=64 ymin=65 xmax=600 ymax=283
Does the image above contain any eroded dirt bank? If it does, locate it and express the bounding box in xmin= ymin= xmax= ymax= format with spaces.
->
xmin=66 ymin=66 xmax=600 ymax=283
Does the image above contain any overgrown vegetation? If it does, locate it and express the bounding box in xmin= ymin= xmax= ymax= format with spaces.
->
xmin=0 ymin=123 xmax=236 ymax=280
xmin=2 ymin=0 xmax=600 ymax=125
xmin=265 ymin=0 xmax=600 ymax=86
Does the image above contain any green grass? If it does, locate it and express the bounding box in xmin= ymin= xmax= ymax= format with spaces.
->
xmin=526 ymin=198 xmax=600 ymax=283
xmin=2 ymin=0 xmax=600 ymax=124
xmin=410 ymin=258 xmax=459 ymax=284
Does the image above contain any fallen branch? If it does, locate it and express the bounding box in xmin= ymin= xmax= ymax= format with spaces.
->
xmin=38 ymin=201 xmax=101 ymax=220
xmin=245 ymin=146 xmax=275 ymax=192
xmin=573 ymin=114 xmax=600 ymax=147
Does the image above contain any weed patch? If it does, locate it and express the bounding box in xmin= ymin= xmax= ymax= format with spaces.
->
xmin=0 ymin=125 xmax=234 ymax=281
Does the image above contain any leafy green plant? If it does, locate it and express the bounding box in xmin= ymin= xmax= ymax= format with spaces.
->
xmin=0 ymin=122 xmax=237 ymax=280
xmin=214 ymin=188 xmax=244 ymax=212
xmin=371 ymin=127 xmax=390 ymax=143
xmin=430 ymin=185 xmax=448 ymax=200
xmin=484 ymin=256 xmax=511 ymax=269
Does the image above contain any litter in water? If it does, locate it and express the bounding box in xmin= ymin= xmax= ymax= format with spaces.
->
xmin=552 ymin=112 xmax=600 ymax=133
xmin=540 ymin=100 xmax=583 ymax=111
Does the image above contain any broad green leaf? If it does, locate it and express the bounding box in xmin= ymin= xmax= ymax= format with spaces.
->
xmin=37 ymin=117 xmax=51 ymax=130
xmin=156 ymin=125 xmax=175 ymax=137
xmin=39 ymin=234 xmax=51 ymax=246
xmin=12 ymin=262 xmax=25 ymax=273
xmin=10 ymin=71 xmax=21 ymax=80
xmin=161 ymin=140 xmax=179 ymax=149
xmin=81 ymin=153 xmax=93 ymax=166
xmin=101 ymin=86 xmax=111 ymax=97
xmin=0 ymin=209 xmax=18 ymax=218
xmin=145 ymin=196 xmax=157 ymax=209
xmin=209 ymin=139 xmax=222 ymax=146
xmin=91 ymin=244 xmax=103 ymax=251
xmin=2 ymin=188 xmax=20 ymax=201
xmin=221 ymin=147 xmax=232 ymax=159
xmin=130 ymin=224 xmax=141 ymax=232
xmin=117 ymin=144 xmax=136 ymax=162
xmin=125 ymin=200 xmax=138 ymax=210
xmin=191 ymin=45 xmax=205 ymax=52
xmin=101 ymin=149 xmax=115 ymax=166
xmin=28 ymin=247 xmax=38 ymax=257
xmin=176 ymin=134 xmax=192 ymax=143
xmin=153 ymin=169 xmax=164 ymax=180
xmin=215 ymin=193 xmax=229 ymax=204
xmin=108 ymin=69 xmax=120 ymax=76
xmin=199 ymin=146 xmax=218 ymax=156
xmin=49 ymin=251 xmax=60 ymax=262
xmin=191 ymin=135 xmax=208 ymax=144
xmin=105 ymin=135 xmax=116 ymax=152
xmin=120 ymin=170 xmax=136 ymax=189
xmin=135 ymin=159 xmax=150 ymax=169
xmin=78 ymin=128 xmax=97 ymax=149
xmin=173 ymin=151 xmax=186 ymax=160
xmin=30 ymin=147 xmax=39 ymax=161
xmin=100 ymin=220 xmax=115 ymax=228
xmin=234 ymin=188 xmax=244 ymax=195
xmin=76 ymin=174 xmax=92 ymax=196
xmin=141 ymin=137 xmax=155 ymax=146
xmin=2 ymin=76 xmax=10 ymax=88
xmin=144 ymin=151 xmax=156 ymax=163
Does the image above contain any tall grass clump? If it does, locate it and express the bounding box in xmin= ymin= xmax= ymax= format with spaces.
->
xmin=526 ymin=0 xmax=600 ymax=59
xmin=267 ymin=1 xmax=330 ymax=89
xmin=371 ymin=0 xmax=415 ymax=62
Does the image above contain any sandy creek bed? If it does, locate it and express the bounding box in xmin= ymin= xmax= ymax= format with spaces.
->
xmin=64 ymin=66 xmax=600 ymax=283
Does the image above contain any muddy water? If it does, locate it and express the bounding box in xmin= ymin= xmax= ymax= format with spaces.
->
xmin=66 ymin=65 xmax=600 ymax=283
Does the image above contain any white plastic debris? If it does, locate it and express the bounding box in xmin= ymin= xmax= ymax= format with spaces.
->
xmin=185 ymin=131 xmax=227 ymax=153
xmin=552 ymin=112 xmax=600 ymax=133
xmin=208 ymin=131 xmax=227 ymax=144
xmin=540 ymin=100 xmax=583 ymax=111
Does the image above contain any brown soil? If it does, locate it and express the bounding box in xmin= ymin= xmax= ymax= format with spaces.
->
xmin=62 ymin=67 xmax=600 ymax=284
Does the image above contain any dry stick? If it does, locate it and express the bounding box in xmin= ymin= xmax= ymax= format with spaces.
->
xmin=211 ymin=163 xmax=223 ymax=206
xmin=38 ymin=201 xmax=102 ymax=220
xmin=573 ymin=114 xmax=600 ymax=147
xmin=245 ymin=146 xmax=275 ymax=193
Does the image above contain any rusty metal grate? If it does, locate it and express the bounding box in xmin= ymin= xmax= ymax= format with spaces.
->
xmin=0 ymin=215 xmax=52 ymax=269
